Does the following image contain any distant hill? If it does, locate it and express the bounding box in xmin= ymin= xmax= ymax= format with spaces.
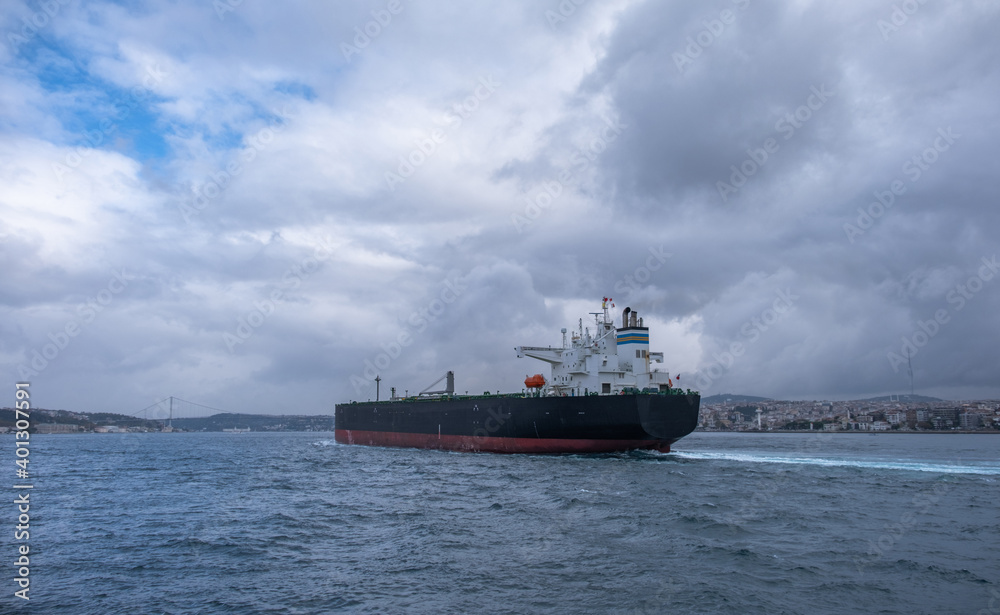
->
xmin=702 ymin=394 xmax=773 ymax=404
xmin=170 ymin=413 xmax=334 ymax=432
xmin=0 ymin=407 xmax=163 ymax=431
xmin=0 ymin=408 xmax=334 ymax=432
xmin=861 ymin=394 xmax=943 ymax=403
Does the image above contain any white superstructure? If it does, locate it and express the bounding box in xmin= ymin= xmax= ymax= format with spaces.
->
xmin=516 ymin=299 xmax=674 ymax=396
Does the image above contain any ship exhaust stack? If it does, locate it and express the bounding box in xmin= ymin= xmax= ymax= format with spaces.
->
xmin=622 ymin=307 xmax=631 ymax=328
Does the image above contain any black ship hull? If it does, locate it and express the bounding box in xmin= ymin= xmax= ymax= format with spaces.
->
xmin=334 ymin=393 xmax=700 ymax=454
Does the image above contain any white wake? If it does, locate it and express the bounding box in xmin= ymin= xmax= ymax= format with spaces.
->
xmin=671 ymin=450 xmax=1000 ymax=475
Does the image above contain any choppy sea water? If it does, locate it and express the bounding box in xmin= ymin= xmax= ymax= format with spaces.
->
xmin=9 ymin=431 xmax=1000 ymax=614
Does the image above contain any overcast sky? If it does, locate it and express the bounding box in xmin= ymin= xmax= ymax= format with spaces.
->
xmin=2 ymin=0 xmax=998 ymax=416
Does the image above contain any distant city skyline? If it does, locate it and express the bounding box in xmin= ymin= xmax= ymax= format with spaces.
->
xmin=700 ymin=397 xmax=999 ymax=432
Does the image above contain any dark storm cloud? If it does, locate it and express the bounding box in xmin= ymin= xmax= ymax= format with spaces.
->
xmin=492 ymin=0 xmax=1000 ymax=399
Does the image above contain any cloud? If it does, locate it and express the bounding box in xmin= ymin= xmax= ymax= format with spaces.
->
xmin=2 ymin=0 xmax=999 ymax=415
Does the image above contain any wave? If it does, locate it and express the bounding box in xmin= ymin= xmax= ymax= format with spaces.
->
xmin=670 ymin=451 xmax=1000 ymax=475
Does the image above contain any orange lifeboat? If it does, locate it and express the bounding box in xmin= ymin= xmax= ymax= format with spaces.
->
xmin=524 ymin=374 xmax=546 ymax=389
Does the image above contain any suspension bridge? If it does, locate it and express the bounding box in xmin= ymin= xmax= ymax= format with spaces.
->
xmin=132 ymin=396 xmax=228 ymax=430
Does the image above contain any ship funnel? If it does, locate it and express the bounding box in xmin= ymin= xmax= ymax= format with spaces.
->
xmin=630 ymin=310 xmax=638 ymax=327
xmin=622 ymin=307 xmax=631 ymax=328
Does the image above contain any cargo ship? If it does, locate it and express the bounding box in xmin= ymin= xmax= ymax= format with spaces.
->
xmin=335 ymin=300 xmax=700 ymax=453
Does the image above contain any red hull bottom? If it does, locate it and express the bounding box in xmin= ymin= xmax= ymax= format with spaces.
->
xmin=334 ymin=429 xmax=672 ymax=454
